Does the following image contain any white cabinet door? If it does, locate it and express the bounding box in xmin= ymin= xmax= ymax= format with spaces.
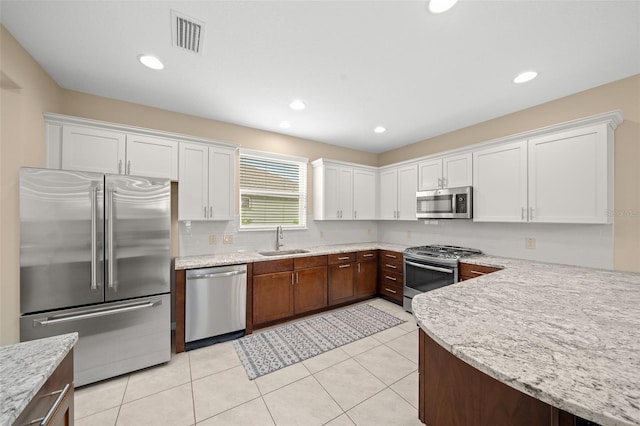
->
xmin=315 ymin=164 xmax=340 ymax=220
xmin=378 ymin=168 xmax=398 ymax=220
xmin=208 ymin=147 xmax=234 ymax=221
xmin=397 ymin=164 xmax=418 ymax=220
xmin=339 ymin=167 xmax=354 ymax=220
xmin=473 ymin=141 xmax=528 ymax=222
xmin=418 ymin=159 xmax=442 ymax=190
xmin=61 ymin=125 xmax=125 ymax=174
xmin=528 ymin=124 xmax=610 ymax=224
xmin=126 ymin=134 xmax=178 ymax=180
xmin=353 ymin=168 xmax=377 ymax=220
xmin=178 ymin=142 xmax=209 ymax=220
xmin=443 ymin=153 xmax=472 ymax=188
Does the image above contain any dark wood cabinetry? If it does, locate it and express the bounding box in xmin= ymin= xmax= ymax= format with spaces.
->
xmin=355 ymin=250 xmax=378 ymax=298
xmin=253 ymin=256 xmax=328 ymax=327
xmin=328 ymin=252 xmax=356 ymax=305
xmin=459 ymin=262 xmax=501 ymax=282
xmin=419 ymin=330 xmax=575 ymax=426
xmin=15 ymin=349 xmax=74 ymax=426
xmin=378 ymin=250 xmax=403 ymax=305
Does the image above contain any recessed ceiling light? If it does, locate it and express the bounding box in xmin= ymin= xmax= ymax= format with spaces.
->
xmin=279 ymin=121 xmax=291 ymax=129
xmin=289 ymin=100 xmax=306 ymax=111
xmin=428 ymin=0 xmax=458 ymax=14
xmin=513 ymin=71 xmax=538 ymax=84
xmin=138 ymin=54 xmax=164 ymax=70
xmin=374 ymin=126 xmax=386 ymax=134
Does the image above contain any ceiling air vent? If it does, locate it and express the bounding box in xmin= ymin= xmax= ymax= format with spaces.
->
xmin=171 ymin=10 xmax=205 ymax=55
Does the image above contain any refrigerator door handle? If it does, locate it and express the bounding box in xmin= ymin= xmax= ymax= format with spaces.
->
xmin=107 ymin=185 xmax=116 ymax=291
xmin=90 ymin=184 xmax=99 ymax=291
xmin=32 ymin=299 xmax=162 ymax=327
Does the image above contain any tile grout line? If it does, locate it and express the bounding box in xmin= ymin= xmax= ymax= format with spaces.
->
xmin=188 ymin=352 xmax=197 ymax=426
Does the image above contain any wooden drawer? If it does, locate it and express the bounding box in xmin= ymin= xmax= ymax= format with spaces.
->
xmin=379 ymin=279 xmax=402 ymax=303
xmin=328 ymin=252 xmax=356 ymax=265
xmin=379 ymin=250 xmax=402 ymax=262
xmin=253 ymin=258 xmax=294 ymax=275
xmin=380 ymin=258 xmax=403 ymax=273
xmin=379 ymin=269 xmax=403 ymax=287
xmin=357 ymin=250 xmax=378 ymax=261
xmin=294 ymin=255 xmax=327 ymax=270
xmin=459 ymin=262 xmax=501 ymax=281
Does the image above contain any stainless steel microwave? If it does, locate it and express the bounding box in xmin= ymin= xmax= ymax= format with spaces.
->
xmin=416 ymin=186 xmax=472 ymax=219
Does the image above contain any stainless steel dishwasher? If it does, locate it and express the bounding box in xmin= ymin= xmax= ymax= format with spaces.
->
xmin=185 ymin=264 xmax=247 ymax=350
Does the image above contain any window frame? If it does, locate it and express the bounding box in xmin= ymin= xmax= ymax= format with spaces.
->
xmin=238 ymin=148 xmax=308 ymax=231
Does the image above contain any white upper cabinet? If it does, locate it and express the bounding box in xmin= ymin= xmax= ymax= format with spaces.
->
xmin=418 ymin=153 xmax=472 ymax=190
xmin=474 ymin=123 xmax=613 ymax=224
xmin=379 ymin=163 xmax=418 ymax=220
xmin=61 ymin=125 xmax=126 ymax=174
xmin=473 ymin=141 xmax=528 ymax=222
xmin=125 ymin=134 xmax=178 ymax=180
xmin=312 ymin=159 xmax=376 ymax=220
xmin=178 ymin=142 xmax=235 ymax=221
xmin=50 ymin=115 xmax=179 ymax=180
xmin=528 ymin=124 xmax=611 ymax=224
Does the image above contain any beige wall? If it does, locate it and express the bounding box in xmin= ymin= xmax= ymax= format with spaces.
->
xmin=1 ymin=26 xmax=63 ymax=345
xmin=380 ymin=75 xmax=640 ymax=273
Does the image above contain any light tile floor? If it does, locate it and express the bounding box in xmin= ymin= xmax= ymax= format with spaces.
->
xmin=74 ymin=298 xmax=424 ymax=426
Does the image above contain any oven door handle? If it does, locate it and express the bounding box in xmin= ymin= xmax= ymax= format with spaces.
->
xmin=405 ymin=260 xmax=454 ymax=274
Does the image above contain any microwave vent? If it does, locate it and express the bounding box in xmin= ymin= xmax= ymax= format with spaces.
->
xmin=171 ymin=10 xmax=205 ymax=54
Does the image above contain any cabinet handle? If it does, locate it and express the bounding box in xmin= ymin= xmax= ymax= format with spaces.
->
xmin=385 ymin=264 xmax=397 ymax=269
xmin=29 ymin=383 xmax=71 ymax=426
xmin=291 ymin=273 xmax=294 ymax=285
xmin=337 ymin=210 xmax=340 ymax=218
xmin=339 ymin=264 xmax=351 ymax=269
xmin=442 ymin=177 xmax=447 ymax=187
xmin=204 ymin=206 xmax=207 ymax=219
xmin=127 ymin=160 xmax=131 ymax=175
xmin=385 ymin=254 xmax=397 ymax=259
xmin=397 ymin=210 xmax=400 ymax=219
xmin=296 ymin=272 xmax=299 ymax=284
xmin=384 ymin=287 xmax=397 ymax=294
xmin=438 ymin=177 xmax=442 ymax=188
xmin=393 ymin=210 xmax=396 ymax=219
xmin=210 ymin=206 xmax=213 ymax=218
xmin=338 ymin=256 xmax=350 ymax=260
xmin=522 ymin=207 xmax=526 ymax=221
xmin=354 ymin=211 xmax=357 ymax=219
xmin=529 ymin=207 xmax=534 ymax=220
xmin=385 ymin=275 xmax=397 ymax=281
xmin=118 ymin=160 xmax=122 ymax=174
xmin=363 ymin=253 xmax=374 ymax=257
xmin=358 ymin=263 xmax=361 ymax=273
xmin=469 ymin=270 xmax=487 ymax=276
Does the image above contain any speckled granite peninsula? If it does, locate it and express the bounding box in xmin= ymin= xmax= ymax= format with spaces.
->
xmin=0 ymin=333 xmax=77 ymax=425
xmin=412 ymin=256 xmax=640 ymax=426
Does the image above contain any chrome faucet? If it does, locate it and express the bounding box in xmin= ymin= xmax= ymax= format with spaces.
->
xmin=275 ymin=225 xmax=284 ymax=251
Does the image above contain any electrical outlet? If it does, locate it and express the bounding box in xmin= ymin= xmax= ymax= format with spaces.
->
xmin=208 ymin=234 xmax=216 ymax=245
xmin=223 ymin=234 xmax=233 ymax=244
xmin=525 ymin=237 xmax=536 ymax=249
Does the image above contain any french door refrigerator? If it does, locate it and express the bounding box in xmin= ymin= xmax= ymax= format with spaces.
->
xmin=19 ymin=167 xmax=171 ymax=386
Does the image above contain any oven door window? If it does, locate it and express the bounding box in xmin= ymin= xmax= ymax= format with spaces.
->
xmin=405 ymin=260 xmax=455 ymax=293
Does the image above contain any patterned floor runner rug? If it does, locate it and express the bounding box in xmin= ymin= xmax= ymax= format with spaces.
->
xmin=233 ymin=303 xmax=406 ymax=379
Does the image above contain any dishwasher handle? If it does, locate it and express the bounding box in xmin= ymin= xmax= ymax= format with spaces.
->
xmin=188 ymin=269 xmax=247 ymax=280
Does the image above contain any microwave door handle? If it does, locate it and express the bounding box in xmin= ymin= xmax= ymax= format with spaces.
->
xmin=405 ymin=260 xmax=454 ymax=274
xmin=452 ymin=195 xmax=456 ymax=213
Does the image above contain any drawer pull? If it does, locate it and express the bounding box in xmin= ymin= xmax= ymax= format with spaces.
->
xmin=338 ymin=256 xmax=350 ymax=260
xmin=363 ymin=253 xmax=374 ymax=257
xmin=339 ymin=264 xmax=351 ymax=268
xmin=384 ymin=287 xmax=397 ymax=294
xmin=470 ymin=270 xmax=487 ymax=276
xmin=28 ymin=383 xmax=71 ymax=425
xmin=385 ymin=264 xmax=397 ymax=269
xmin=385 ymin=254 xmax=397 ymax=259
xmin=385 ymin=275 xmax=397 ymax=281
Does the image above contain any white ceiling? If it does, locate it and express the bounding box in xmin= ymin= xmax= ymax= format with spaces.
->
xmin=1 ymin=1 xmax=639 ymax=154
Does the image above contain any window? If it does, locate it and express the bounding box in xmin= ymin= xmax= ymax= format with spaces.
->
xmin=239 ymin=149 xmax=307 ymax=229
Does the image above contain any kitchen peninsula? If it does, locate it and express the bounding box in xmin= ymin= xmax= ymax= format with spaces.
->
xmin=413 ymin=256 xmax=640 ymax=426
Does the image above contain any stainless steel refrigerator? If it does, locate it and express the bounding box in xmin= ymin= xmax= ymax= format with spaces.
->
xmin=19 ymin=167 xmax=171 ymax=386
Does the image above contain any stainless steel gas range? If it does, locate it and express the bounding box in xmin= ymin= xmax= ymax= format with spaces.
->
xmin=403 ymin=245 xmax=482 ymax=312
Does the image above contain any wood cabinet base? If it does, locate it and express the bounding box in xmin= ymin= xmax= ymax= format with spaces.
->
xmin=419 ymin=330 xmax=575 ymax=426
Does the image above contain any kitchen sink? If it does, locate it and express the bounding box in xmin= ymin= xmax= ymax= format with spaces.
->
xmin=258 ymin=249 xmax=310 ymax=257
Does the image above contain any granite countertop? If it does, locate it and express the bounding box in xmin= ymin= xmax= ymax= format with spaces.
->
xmin=175 ymin=242 xmax=409 ymax=270
xmin=0 ymin=333 xmax=78 ymax=426
xmin=412 ymin=256 xmax=640 ymax=426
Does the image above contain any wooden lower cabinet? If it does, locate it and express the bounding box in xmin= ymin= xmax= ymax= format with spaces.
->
xmin=293 ymin=259 xmax=328 ymax=313
xmin=15 ymin=349 xmax=74 ymax=426
xmin=328 ymin=252 xmax=356 ymax=305
xmin=378 ymin=250 xmax=403 ymax=305
xmin=419 ymin=330 xmax=575 ymax=426
xmin=355 ymin=251 xmax=378 ymax=298
xmin=459 ymin=262 xmax=501 ymax=282
xmin=253 ymin=270 xmax=295 ymax=325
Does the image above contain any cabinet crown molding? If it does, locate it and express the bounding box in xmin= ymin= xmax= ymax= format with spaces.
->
xmin=43 ymin=112 xmax=238 ymax=149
